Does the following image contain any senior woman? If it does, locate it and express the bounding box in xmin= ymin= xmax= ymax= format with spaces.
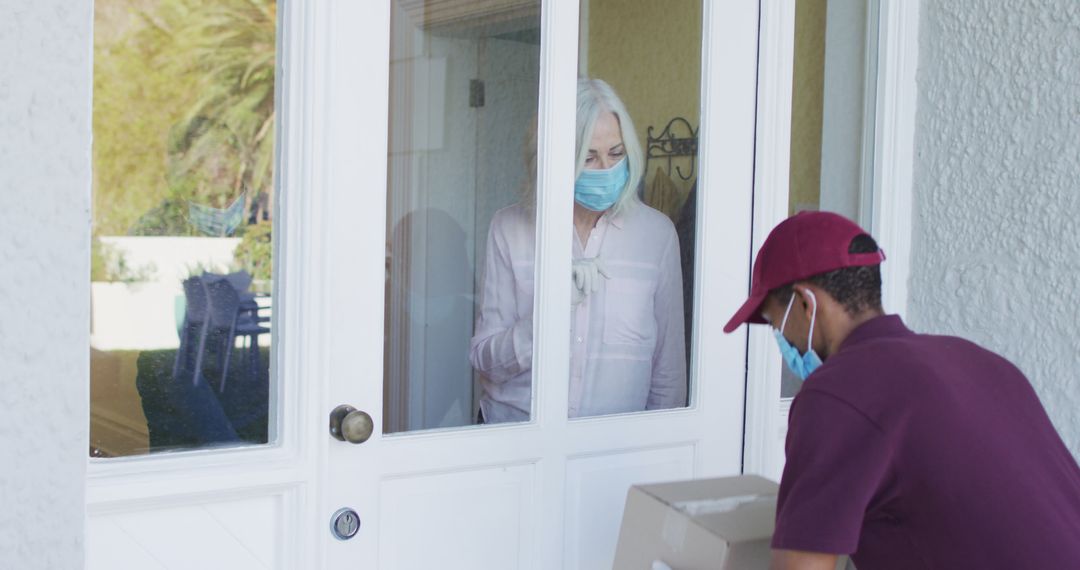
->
xmin=469 ymin=78 xmax=686 ymax=423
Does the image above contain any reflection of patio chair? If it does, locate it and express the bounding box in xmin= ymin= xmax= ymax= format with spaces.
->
xmin=147 ymin=271 xmax=270 ymax=452
xmin=222 ymin=270 xmax=252 ymax=293
xmin=203 ymin=274 xmax=270 ymax=394
xmin=220 ymin=271 xmax=267 ymax=324
xmin=172 ymin=276 xmax=210 ymax=384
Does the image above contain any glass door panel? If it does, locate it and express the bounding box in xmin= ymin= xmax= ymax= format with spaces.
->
xmin=570 ymin=0 xmax=703 ymax=418
xmin=383 ymin=0 xmax=542 ymax=433
xmin=784 ymin=0 xmax=880 ymax=398
xmin=90 ymin=0 xmax=277 ymax=457
xmin=789 ymin=0 xmax=879 ymax=222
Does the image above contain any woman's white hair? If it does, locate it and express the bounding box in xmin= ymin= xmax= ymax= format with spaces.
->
xmin=576 ymin=77 xmax=644 ymax=216
xmin=519 ymin=78 xmax=643 ymax=215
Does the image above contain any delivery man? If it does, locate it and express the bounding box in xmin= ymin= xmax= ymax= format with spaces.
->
xmin=723 ymin=211 xmax=1080 ymax=570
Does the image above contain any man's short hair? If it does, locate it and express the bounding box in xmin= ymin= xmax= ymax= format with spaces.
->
xmin=770 ymin=234 xmax=883 ymax=315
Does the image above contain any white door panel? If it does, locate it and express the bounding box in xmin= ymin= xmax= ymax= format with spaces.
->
xmin=378 ymin=464 xmax=538 ymax=569
xmin=564 ymin=445 xmax=696 ymax=569
xmin=324 ymin=1 xmax=758 ymax=568
xmin=88 ymin=493 xmax=283 ymax=570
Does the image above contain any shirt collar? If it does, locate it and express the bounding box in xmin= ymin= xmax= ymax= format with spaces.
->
xmin=604 ymin=209 xmax=625 ymax=229
xmin=837 ymin=314 xmax=913 ymax=352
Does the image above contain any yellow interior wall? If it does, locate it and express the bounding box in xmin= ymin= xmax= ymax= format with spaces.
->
xmin=90 ymin=349 xmax=149 ymax=456
xmin=586 ymin=0 xmax=702 ymax=196
xmin=789 ymin=0 xmax=828 ymax=214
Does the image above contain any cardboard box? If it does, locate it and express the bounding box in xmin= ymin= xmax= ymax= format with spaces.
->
xmin=612 ymin=475 xmax=779 ymax=570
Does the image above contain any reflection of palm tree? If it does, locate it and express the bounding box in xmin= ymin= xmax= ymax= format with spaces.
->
xmin=165 ymin=0 xmax=276 ymax=223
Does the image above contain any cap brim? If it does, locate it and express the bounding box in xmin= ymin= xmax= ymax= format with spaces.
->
xmin=723 ymin=293 xmax=769 ymax=333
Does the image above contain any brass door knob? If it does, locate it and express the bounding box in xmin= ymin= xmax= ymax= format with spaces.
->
xmin=329 ymin=405 xmax=374 ymax=444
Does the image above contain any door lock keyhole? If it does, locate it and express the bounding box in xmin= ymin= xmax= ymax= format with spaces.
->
xmin=330 ymin=508 xmax=360 ymax=540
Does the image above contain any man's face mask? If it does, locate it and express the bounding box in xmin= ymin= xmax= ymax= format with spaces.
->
xmin=574 ymin=157 xmax=629 ymax=212
xmin=773 ymin=289 xmax=823 ymax=381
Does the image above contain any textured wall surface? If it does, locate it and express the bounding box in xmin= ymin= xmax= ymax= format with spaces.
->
xmin=910 ymin=0 xmax=1080 ymax=456
xmin=0 ymin=1 xmax=92 ymax=568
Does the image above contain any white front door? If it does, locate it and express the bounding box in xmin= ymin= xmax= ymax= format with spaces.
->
xmin=320 ymin=1 xmax=759 ymax=568
xmin=86 ymin=1 xmax=760 ymax=568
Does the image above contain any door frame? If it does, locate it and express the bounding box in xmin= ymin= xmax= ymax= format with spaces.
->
xmin=742 ymin=0 xmax=921 ymax=480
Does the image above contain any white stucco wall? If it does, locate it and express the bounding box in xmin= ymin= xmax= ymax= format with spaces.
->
xmin=909 ymin=0 xmax=1080 ymax=457
xmin=0 ymin=1 xmax=92 ymax=568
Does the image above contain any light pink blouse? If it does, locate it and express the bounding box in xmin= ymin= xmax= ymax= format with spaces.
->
xmin=469 ymin=201 xmax=687 ymax=422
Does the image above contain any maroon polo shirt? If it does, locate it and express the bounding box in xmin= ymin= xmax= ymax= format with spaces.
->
xmin=772 ymin=315 xmax=1080 ymax=569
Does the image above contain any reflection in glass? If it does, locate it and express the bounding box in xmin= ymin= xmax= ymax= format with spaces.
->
xmin=785 ymin=0 xmax=879 ymax=398
xmin=90 ymin=0 xmax=276 ymax=457
xmin=559 ymin=79 xmax=688 ymax=418
xmin=562 ymin=0 xmax=703 ymax=418
xmin=383 ymin=0 xmax=542 ymax=433
xmin=789 ymin=0 xmax=879 ymax=222
xmin=470 ymin=78 xmax=690 ymax=423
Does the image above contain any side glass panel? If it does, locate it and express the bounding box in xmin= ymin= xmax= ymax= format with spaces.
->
xmin=785 ymin=0 xmax=879 ymax=397
xmin=569 ymin=1 xmax=703 ymax=418
xmin=383 ymin=0 xmax=542 ymax=433
xmin=90 ymin=0 xmax=277 ymax=457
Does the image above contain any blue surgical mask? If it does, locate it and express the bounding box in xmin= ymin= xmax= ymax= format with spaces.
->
xmin=772 ymin=289 xmax=823 ymax=381
xmin=575 ymin=157 xmax=629 ymax=211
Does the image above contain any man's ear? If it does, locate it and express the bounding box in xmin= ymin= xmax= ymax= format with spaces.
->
xmin=791 ymin=283 xmax=819 ymax=320
xmin=791 ymin=282 xmax=810 ymax=308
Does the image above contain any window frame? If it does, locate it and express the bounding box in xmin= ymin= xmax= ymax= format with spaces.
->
xmin=743 ymin=0 xmax=920 ymax=480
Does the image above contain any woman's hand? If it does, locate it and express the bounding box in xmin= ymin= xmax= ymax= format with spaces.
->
xmin=571 ymin=256 xmax=610 ymax=305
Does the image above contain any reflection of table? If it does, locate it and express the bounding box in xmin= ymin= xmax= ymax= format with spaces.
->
xmin=241 ymin=293 xmax=272 ymax=340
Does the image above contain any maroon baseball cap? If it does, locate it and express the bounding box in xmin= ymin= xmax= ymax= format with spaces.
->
xmin=723 ymin=211 xmax=886 ymax=333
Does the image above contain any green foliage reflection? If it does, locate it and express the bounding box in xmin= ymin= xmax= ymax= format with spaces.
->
xmin=94 ymin=0 xmax=276 ymax=237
